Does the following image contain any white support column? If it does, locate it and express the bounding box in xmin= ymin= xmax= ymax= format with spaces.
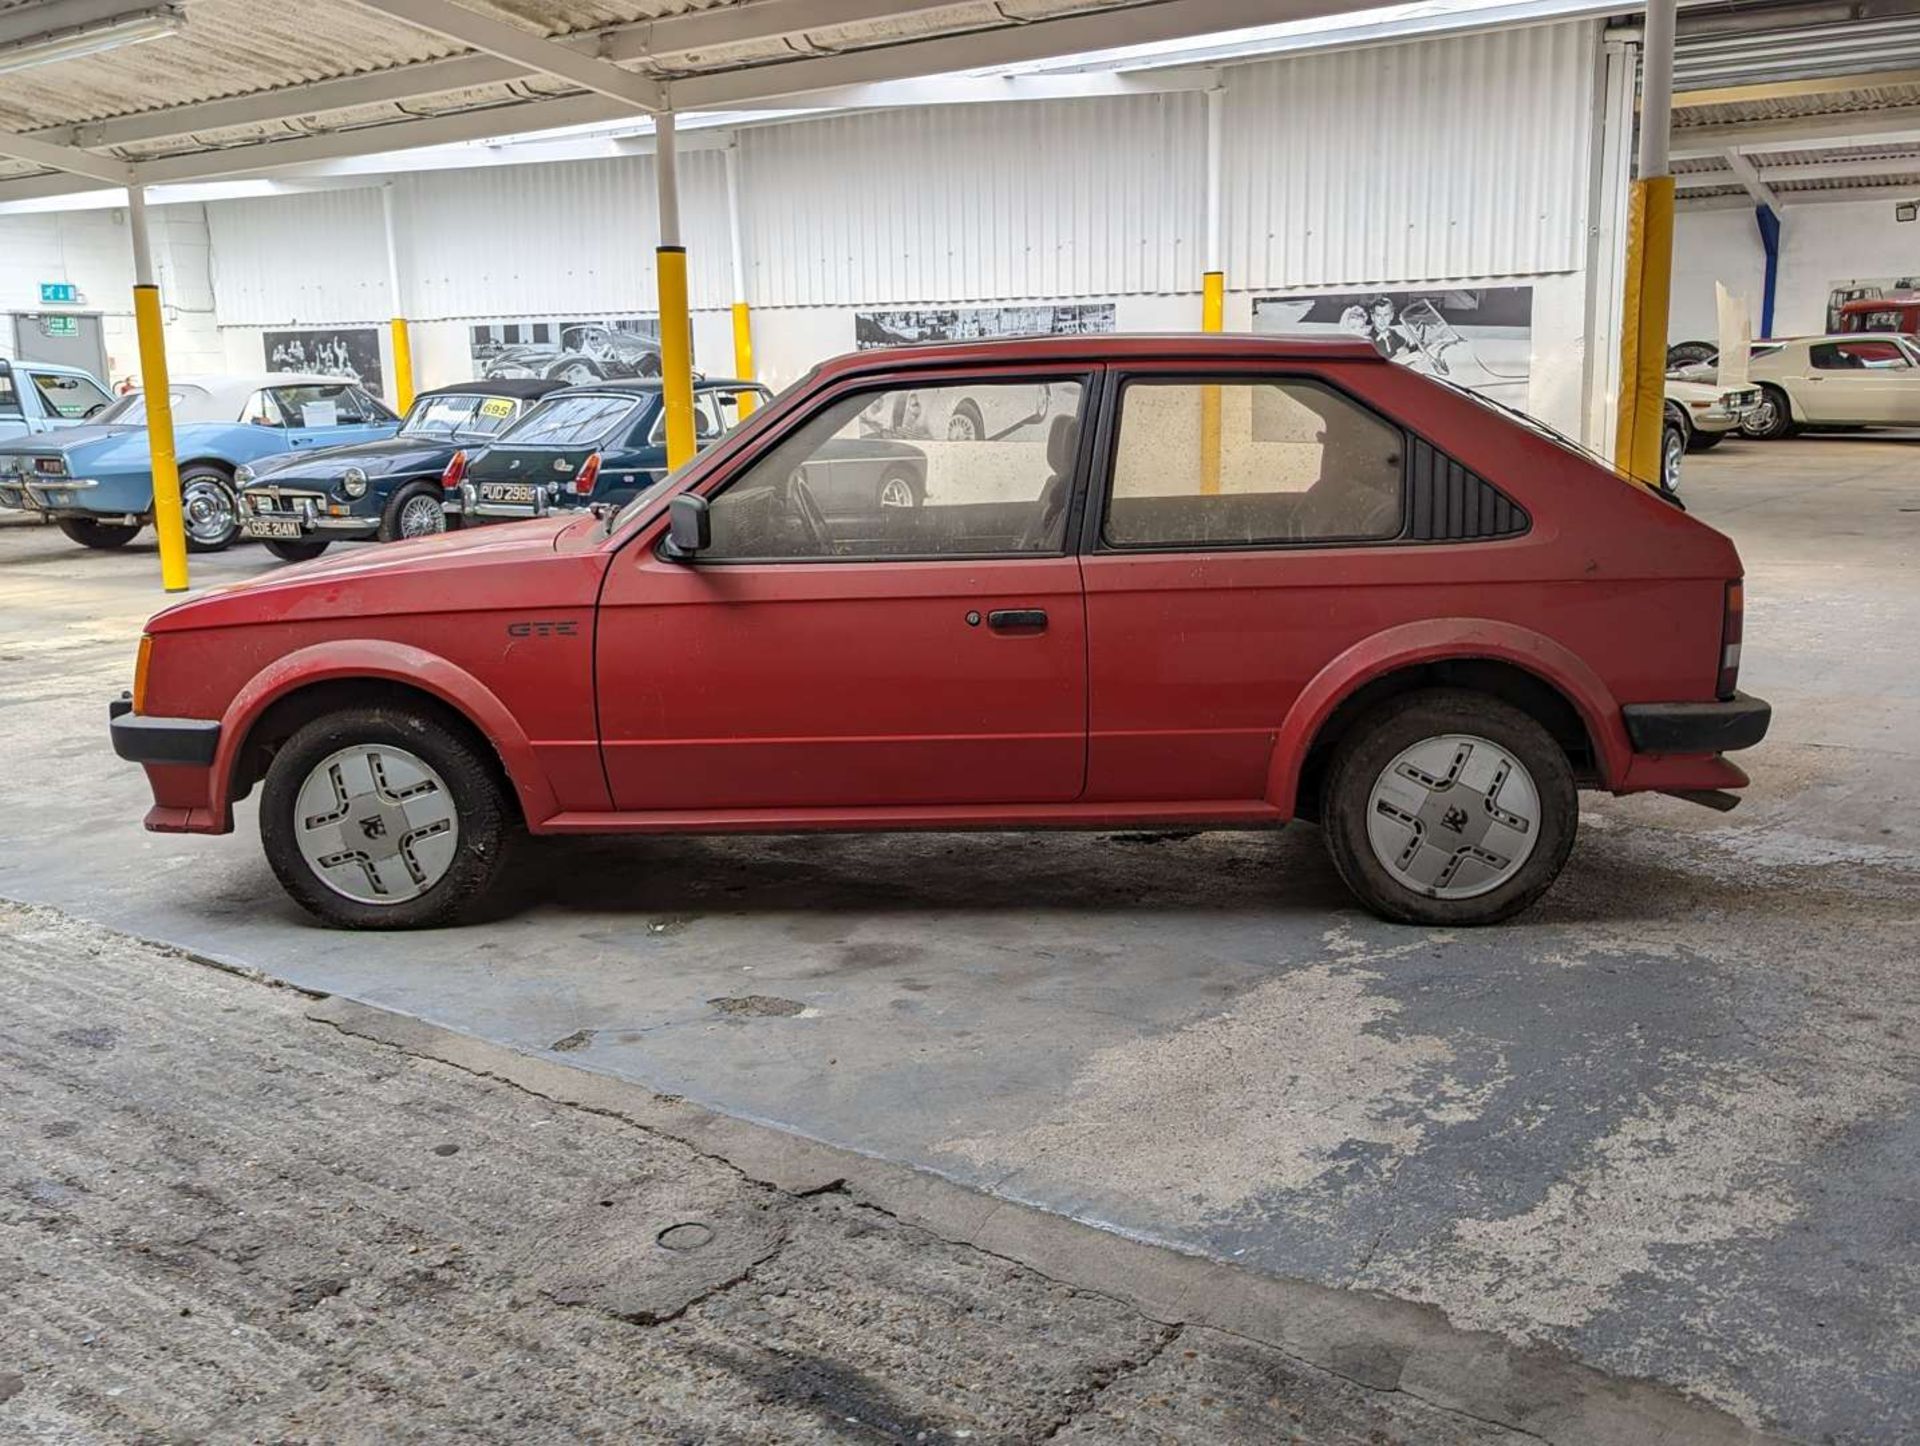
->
xmin=655 ymin=110 xmax=681 ymax=249
xmin=381 ymin=182 xmax=414 ymax=412
xmin=723 ymin=139 xmax=757 ymax=401
xmin=1204 ymin=84 xmax=1223 ymax=278
xmin=1640 ymin=1 xmax=1675 ymax=182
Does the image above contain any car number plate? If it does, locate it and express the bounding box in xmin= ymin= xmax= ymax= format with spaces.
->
xmin=481 ymin=483 xmax=537 ymax=504
xmin=242 ymin=518 xmax=304 ymax=539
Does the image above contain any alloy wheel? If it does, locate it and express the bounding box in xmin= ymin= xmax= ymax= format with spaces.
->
xmin=181 ymin=477 xmax=235 ymax=547
xmin=1364 ymin=733 xmax=1542 ymax=900
xmin=293 ymin=744 xmax=460 ymax=905
xmin=1663 ymin=427 xmax=1685 ymax=490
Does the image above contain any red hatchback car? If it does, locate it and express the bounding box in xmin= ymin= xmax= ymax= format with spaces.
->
xmin=111 ymin=335 xmax=1768 ymax=929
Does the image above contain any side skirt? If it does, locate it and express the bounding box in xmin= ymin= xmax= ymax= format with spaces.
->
xmin=531 ymin=799 xmax=1291 ymax=836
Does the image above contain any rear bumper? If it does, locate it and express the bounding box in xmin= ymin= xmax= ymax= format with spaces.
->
xmin=1622 ymin=691 xmax=1771 ymax=755
xmin=109 ymin=696 xmax=220 ymax=766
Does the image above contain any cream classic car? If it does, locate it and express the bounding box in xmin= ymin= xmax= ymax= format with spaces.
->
xmin=1736 ymin=334 xmax=1920 ymax=439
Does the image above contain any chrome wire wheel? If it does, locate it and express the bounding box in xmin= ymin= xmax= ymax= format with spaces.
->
xmin=878 ymin=475 xmax=917 ymax=508
xmin=946 ymin=409 xmax=981 ymax=441
xmin=398 ymin=492 xmax=446 ymax=537
xmin=293 ymin=744 xmax=460 ymax=905
xmin=181 ymin=476 xmax=235 ymax=547
xmin=1364 ymin=733 xmax=1542 ymax=901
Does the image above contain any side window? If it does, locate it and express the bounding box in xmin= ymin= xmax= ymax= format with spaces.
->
xmin=0 ymin=371 xmax=20 ymax=418
xmin=243 ymin=390 xmax=284 ymax=427
xmin=350 ymin=387 xmax=397 ymax=422
xmin=29 ymin=372 xmax=112 ymax=419
xmin=646 ymin=393 xmax=726 ymax=446
xmin=702 ymin=378 xmax=1085 ymax=560
xmin=1102 ymin=378 xmax=1403 ymax=549
xmin=1811 ymin=341 xmax=1911 ymax=370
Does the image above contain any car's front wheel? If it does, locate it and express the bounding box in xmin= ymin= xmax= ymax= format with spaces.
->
xmin=1320 ymin=689 xmax=1577 ymax=926
xmin=379 ymin=481 xmax=448 ymax=542
xmin=1661 ymin=418 xmax=1687 ymax=492
xmin=1742 ymin=386 xmax=1795 ymax=440
xmin=56 ymin=517 xmax=143 ymax=549
xmin=263 ymin=538 xmax=330 ymax=563
xmin=179 ymin=465 xmax=239 ymax=552
xmin=260 ymin=704 xmax=514 ymax=929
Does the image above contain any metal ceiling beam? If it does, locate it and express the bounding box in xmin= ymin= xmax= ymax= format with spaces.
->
xmin=351 ymin=0 xmax=664 ymax=110
xmin=1681 ymin=183 xmax=1920 ymax=211
xmin=674 ymin=0 xmax=1346 ymax=109
xmin=1672 ymin=106 xmax=1920 ymax=159
xmin=1672 ymin=66 xmax=1920 ymax=110
xmin=0 ymin=130 xmax=132 ymax=185
xmin=1722 ymin=149 xmax=1783 ymax=211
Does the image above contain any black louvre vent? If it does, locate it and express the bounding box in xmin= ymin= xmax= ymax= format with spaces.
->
xmin=1406 ymin=438 xmax=1529 ymax=541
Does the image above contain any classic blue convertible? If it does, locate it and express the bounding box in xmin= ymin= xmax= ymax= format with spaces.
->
xmin=0 ymin=373 xmax=399 ymax=551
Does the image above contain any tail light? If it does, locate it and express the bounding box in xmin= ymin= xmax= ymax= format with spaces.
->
xmin=1717 ymin=580 xmax=1744 ymax=699
xmin=133 ymin=634 xmax=152 ymax=715
xmin=573 ymin=451 xmax=602 ymax=496
xmin=441 ymin=450 xmax=467 ymax=491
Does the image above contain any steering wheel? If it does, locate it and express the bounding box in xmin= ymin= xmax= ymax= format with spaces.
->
xmin=784 ymin=470 xmax=833 ymax=553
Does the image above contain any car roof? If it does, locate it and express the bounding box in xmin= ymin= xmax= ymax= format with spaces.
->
xmin=810 ymin=332 xmax=1384 ymax=381
xmin=417 ymin=378 xmax=567 ymax=402
xmin=0 ymin=359 xmax=102 ymax=380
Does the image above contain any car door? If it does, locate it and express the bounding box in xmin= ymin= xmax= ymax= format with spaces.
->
xmin=1078 ymin=369 xmax=1417 ymax=804
xmin=274 ymin=384 xmax=398 ymax=449
xmin=1800 ymin=340 xmax=1917 ymax=424
xmin=594 ymin=372 xmax=1094 ymax=813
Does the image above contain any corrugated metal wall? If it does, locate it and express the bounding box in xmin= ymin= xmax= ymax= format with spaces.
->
xmin=206 ymin=19 xmax=1597 ymax=324
xmin=738 ymin=95 xmax=1206 ymax=307
xmin=1224 ymin=22 xmax=1596 ymax=289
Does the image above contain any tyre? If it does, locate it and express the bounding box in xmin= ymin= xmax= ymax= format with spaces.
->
xmin=946 ymin=399 xmax=984 ymax=442
xmin=260 ymin=704 xmax=514 ymax=929
xmin=1742 ymin=386 xmax=1795 ymax=440
xmin=179 ymin=465 xmax=239 ymax=552
xmin=1320 ymin=688 xmax=1578 ymax=927
xmin=56 ymin=517 xmax=142 ymax=549
xmin=1661 ymin=419 xmax=1686 ymax=492
xmin=1666 ymin=340 xmax=1718 ymax=369
xmin=378 ymin=481 xmax=448 ymax=543
xmin=1687 ymin=429 xmax=1726 ymax=453
xmin=876 ymin=469 xmax=921 ymax=509
xmin=263 ymin=538 xmax=330 ymax=563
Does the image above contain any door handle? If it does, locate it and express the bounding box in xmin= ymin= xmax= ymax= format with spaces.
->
xmin=987 ymin=608 xmax=1048 ymax=633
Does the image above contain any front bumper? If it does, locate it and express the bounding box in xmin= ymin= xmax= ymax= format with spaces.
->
xmin=109 ymin=695 xmax=220 ymax=766
xmin=239 ymin=487 xmax=380 ymax=539
xmin=1622 ymin=691 xmax=1771 ymax=755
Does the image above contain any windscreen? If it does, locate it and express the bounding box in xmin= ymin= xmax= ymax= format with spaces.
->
xmin=406 ymin=393 xmax=524 ymax=440
xmin=502 ymin=393 xmax=639 ymax=446
xmin=93 ymin=387 xmax=207 ymax=426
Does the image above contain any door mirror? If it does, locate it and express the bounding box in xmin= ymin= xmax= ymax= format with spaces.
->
xmin=664 ymin=493 xmax=711 ymax=558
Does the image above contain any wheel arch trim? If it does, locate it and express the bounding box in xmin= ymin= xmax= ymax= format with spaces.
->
xmin=210 ymin=640 xmax=559 ymax=828
xmin=1264 ymin=619 xmax=1632 ymax=816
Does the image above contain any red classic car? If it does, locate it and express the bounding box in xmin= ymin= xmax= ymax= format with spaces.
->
xmin=110 ymin=334 xmax=1768 ymax=929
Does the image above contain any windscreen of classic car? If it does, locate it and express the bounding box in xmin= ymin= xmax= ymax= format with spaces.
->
xmin=31 ymin=371 xmax=113 ymax=419
xmin=406 ymin=393 xmax=524 ymax=440
xmin=500 ymin=393 xmax=639 ymax=446
xmin=261 ymin=384 xmax=389 ymax=427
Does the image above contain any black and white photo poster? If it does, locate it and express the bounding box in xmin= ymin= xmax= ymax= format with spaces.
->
xmin=263 ymin=328 xmax=383 ymax=394
xmin=854 ymin=303 xmax=1116 ymax=350
xmin=468 ymin=316 xmax=667 ymax=384
xmin=1253 ymin=287 xmax=1533 ymax=407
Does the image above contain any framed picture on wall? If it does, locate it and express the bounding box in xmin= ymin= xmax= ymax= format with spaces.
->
xmin=262 ymin=328 xmax=383 ymax=394
xmin=468 ymin=315 xmax=671 ymax=385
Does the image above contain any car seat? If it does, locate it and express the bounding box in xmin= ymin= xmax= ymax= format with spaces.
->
xmin=1019 ymin=412 xmax=1079 ymax=550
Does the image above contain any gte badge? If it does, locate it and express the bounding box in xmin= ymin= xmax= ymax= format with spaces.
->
xmin=506 ymin=620 xmax=579 ymax=638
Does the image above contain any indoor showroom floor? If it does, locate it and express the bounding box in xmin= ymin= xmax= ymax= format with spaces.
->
xmin=2 ymin=436 xmax=1914 ymax=1445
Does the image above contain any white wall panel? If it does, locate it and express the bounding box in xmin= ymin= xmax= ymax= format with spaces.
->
xmin=208 ymin=188 xmax=389 ymax=325
xmin=738 ymin=96 xmax=1207 ymax=307
xmin=1223 ymin=21 xmax=1597 ymax=289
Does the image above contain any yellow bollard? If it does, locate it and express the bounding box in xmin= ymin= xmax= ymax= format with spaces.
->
xmin=1200 ymin=270 xmax=1225 ymax=496
xmin=656 ymin=245 xmax=697 ymax=469
xmin=1614 ymin=175 xmax=1676 ymax=488
xmin=390 ymin=316 xmax=415 ymax=415
xmin=731 ymin=301 xmax=756 ymax=416
xmin=134 ymin=284 xmax=189 ymax=592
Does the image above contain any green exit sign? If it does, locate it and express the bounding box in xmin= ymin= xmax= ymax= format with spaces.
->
xmin=40 ymin=316 xmax=79 ymax=337
xmin=39 ymin=282 xmax=78 ymax=305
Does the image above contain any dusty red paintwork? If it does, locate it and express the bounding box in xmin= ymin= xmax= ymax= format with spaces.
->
xmin=132 ymin=334 xmax=1750 ymax=836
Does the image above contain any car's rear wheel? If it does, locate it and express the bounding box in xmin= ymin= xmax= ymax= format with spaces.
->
xmin=264 ymin=538 xmax=330 ymax=562
xmin=946 ymin=400 xmax=984 ymax=441
xmin=260 ymin=704 xmax=514 ymax=929
xmin=56 ymin=517 xmax=142 ymax=549
xmin=379 ymin=481 xmax=447 ymax=542
xmin=179 ymin=465 xmax=239 ymax=552
xmin=1742 ymin=386 xmax=1795 ymax=440
xmin=1321 ymin=689 xmax=1577 ymax=926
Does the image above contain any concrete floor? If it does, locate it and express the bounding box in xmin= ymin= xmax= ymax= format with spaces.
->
xmin=1 ymin=434 xmax=1915 ymax=1443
